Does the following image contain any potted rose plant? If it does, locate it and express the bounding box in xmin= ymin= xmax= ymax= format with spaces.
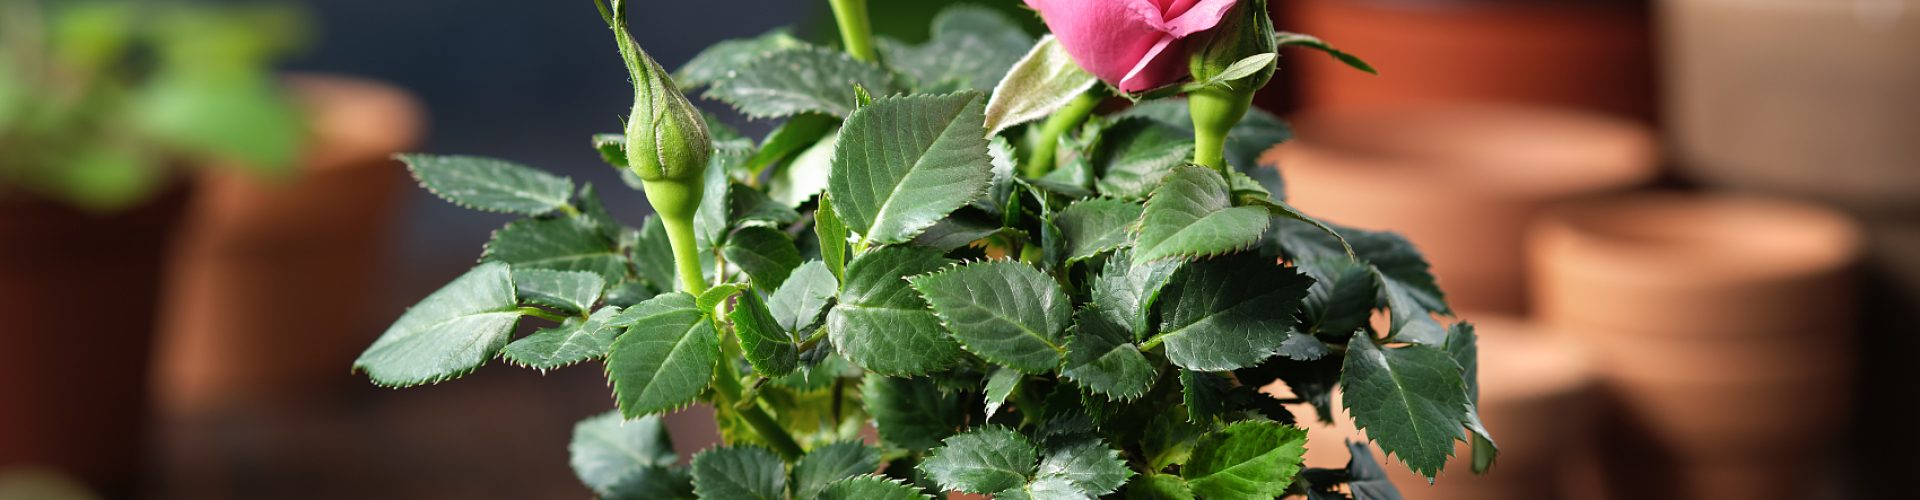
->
xmin=355 ymin=0 xmax=1493 ymax=498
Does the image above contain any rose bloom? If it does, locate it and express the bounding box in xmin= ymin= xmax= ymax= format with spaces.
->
xmin=1024 ymin=0 xmax=1239 ymax=92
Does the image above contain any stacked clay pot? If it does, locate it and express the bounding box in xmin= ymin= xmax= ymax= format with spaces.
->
xmin=1288 ymin=315 xmax=1596 ymax=500
xmin=1528 ymin=192 xmax=1863 ymax=500
xmin=1272 ymin=104 xmax=1658 ymax=314
xmin=155 ymin=74 xmax=424 ymax=412
xmin=1283 ymin=0 xmax=1657 ymax=121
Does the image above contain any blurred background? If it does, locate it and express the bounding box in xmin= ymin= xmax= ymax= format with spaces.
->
xmin=1 ymin=0 xmax=1914 ymax=498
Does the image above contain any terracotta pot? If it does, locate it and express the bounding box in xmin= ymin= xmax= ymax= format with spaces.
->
xmin=1287 ymin=315 xmax=1596 ymax=500
xmin=1528 ymin=192 xmax=1862 ymax=496
xmin=1663 ymin=0 xmax=1920 ymax=214
xmin=1284 ymin=0 xmax=1656 ymax=121
xmin=1272 ymin=104 xmax=1658 ymax=313
xmin=0 ymin=187 xmax=193 ymax=496
xmin=154 ymin=74 xmax=424 ymax=412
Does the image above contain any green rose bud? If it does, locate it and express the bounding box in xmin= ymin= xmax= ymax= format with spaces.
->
xmin=1188 ymin=0 xmax=1278 ymax=90
xmin=609 ymin=13 xmax=709 ymax=186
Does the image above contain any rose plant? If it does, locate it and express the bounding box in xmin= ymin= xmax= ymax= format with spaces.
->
xmin=355 ymin=0 xmax=1493 ymax=498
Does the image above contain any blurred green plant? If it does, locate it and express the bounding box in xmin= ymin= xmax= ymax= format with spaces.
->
xmin=0 ymin=0 xmax=307 ymax=211
xmin=355 ymin=1 xmax=1489 ymax=499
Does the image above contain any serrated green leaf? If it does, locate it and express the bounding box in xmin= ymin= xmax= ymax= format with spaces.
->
xmin=484 ymin=215 xmax=628 ymax=283
xmin=704 ymin=46 xmax=907 ymax=119
xmin=1038 ymin=438 xmax=1133 ymax=496
xmin=725 ymin=226 xmax=802 ymax=292
xmin=1141 ymin=409 xmax=1204 ymax=471
xmin=697 ymin=283 xmax=747 ymax=313
xmin=1122 ymin=474 xmax=1194 ymax=500
xmin=691 ymin=446 xmax=786 ymax=500
xmin=910 ymin=261 xmax=1069 ymax=373
xmin=1062 ymin=309 xmax=1155 ymax=401
xmin=731 ymin=291 xmax=797 ymax=377
xmin=1055 ymin=198 xmax=1143 ymax=263
xmin=675 ymin=28 xmax=807 ymax=88
xmin=984 ymin=366 xmax=1022 ymax=419
xmin=1092 ymin=119 xmax=1196 ymax=200
xmin=815 ymin=194 xmax=849 ymax=282
xmin=793 ymin=441 xmax=882 ymax=499
xmin=1446 ymin=322 xmax=1499 ymax=473
xmin=1134 ymin=166 xmax=1271 ymax=263
xmin=828 ymin=91 xmax=995 ymax=245
xmin=403 ymin=154 xmax=574 ymax=215
xmin=1342 ymin=335 xmax=1470 ymax=480
xmin=910 ymin=210 xmax=1005 ymax=252
xmin=604 ymin=467 xmax=696 ymax=500
xmin=815 ymin=475 xmax=934 ymax=500
xmin=1341 ymin=441 xmax=1402 ymax=500
xmin=828 ymin=247 xmax=963 ymax=375
xmin=921 ymin=426 xmax=1038 ymax=494
xmin=569 ymin=411 xmax=676 ymax=495
xmin=1275 ymin=31 xmax=1377 ymax=75
xmin=1092 ymin=250 xmax=1182 ymax=341
xmin=983 ymin=35 xmax=1100 ymax=136
xmin=355 ymin=263 xmax=520 ymax=387
xmin=512 ymin=269 xmax=606 ymax=315
xmin=1149 ymin=254 xmax=1313 ymax=371
xmin=1280 ymin=331 xmax=1332 ymax=361
xmin=1375 ymin=266 xmax=1447 ymax=346
xmin=862 ymin=373 xmax=963 ymax=450
xmin=1183 ymin=371 xmax=1239 ymax=425
xmin=1184 ymin=53 xmax=1277 ymax=91
xmin=503 ymin=307 xmax=624 ymax=370
xmin=1299 ymin=258 xmax=1376 ymax=338
xmin=1278 ymin=223 xmax=1450 ymax=342
xmin=769 ymin=124 xmax=839 ymax=207
xmin=606 ymin=293 xmax=718 ymax=417
xmin=694 ymin=159 xmax=732 ymax=251
xmin=767 ymin=260 xmax=838 ymax=333
xmin=731 ymin=184 xmax=803 ymax=226
xmin=1181 ymin=421 xmax=1309 ymax=500
xmin=993 ymin=475 xmax=1087 ymax=500
xmin=634 ymin=216 xmax=679 ymax=293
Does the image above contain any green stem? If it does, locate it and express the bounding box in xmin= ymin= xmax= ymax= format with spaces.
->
xmin=515 ymin=307 xmax=572 ymax=323
xmin=827 ymin=0 xmax=878 ymax=63
xmin=655 ymin=208 xmax=708 ymax=295
xmin=1188 ymin=86 xmax=1253 ymax=174
xmin=1020 ymin=89 xmax=1101 ymax=178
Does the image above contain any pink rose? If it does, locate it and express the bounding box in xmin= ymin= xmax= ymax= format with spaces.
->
xmin=1023 ymin=0 xmax=1240 ymax=92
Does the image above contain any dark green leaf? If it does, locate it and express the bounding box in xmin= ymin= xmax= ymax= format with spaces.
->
xmin=724 ymin=226 xmax=803 ymax=292
xmin=1446 ymin=322 xmax=1499 ymax=473
xmin=402 ymin=154 xmax=573 ymax=215
xmin=512 ymin=269 xmax=606 ymax=315
xmin=1092 ymin=119 xmax=1196 ymax=200
xmin=694 ymin=159 xmax=732 ymax=251
xmin=815 ymin=475 xmax=934 ymax=500
xmin=761 ymin=116 xmax=839 ymax=205
xmin=607 ymin=293 xmax=719 ymax=417
xmin=828 ymin=247 xmax=963 ymax=375
xmin=355 ymin=263 xmax=520 ymax=387
xmin=815 ymin=194 xmax=850 ymax=282
xmin=1055 ymin=198 xmax=1143 ymax=263
xmin=1091 ymin=249 xmax=1182 ymax=341
xmin=1343 ymin=441 xmax=1402 ymax=500
xmin=634 ymin=216 xmax=679 ymax=293
xmin=992 ymin=476 xmax=1085 ymax=500
xmin=909 ymin=210 xmax=1004 ymax=252
xmin=691 ymin=446 xmax=786 ymax=500
xmin=604 ymin=467 xmax=696 ymax=500
xmin=793 ymin=441 xmax=883 ymax=499
xmin=886 ymin=6 xmax=1031 ymax=93
xmin=1299 ymin=258 xmax=1376 ymax=338
xmin=1150 ymin=254 xmax=1313 ymax=371
xmin=1062 ymin=309 xmax=1155 ymax=401
xmin=984 ymin=366 xmax=1022 ymax=418
xmin=910 ymin=261 xmax=1070 ymax=373
xmin=731 ymin=291 xmax=798 ymax=377
xmin=502 ymin=307 xmax=624 ymax=371
xmin=828 ymin=91 xmax=996 ymax=245
xmin=1037 ymin=438 xmax=1133 ymax=496
xmin=731 ymin=184 xmax=803 ymax=226
xmin=1114 ymin=101 xmax=1292 ymax=180
xmin=1341 ymin=335 xmax=1470 ymax=480
xmin=862 ymin=374 xmax=963 ymax=450
xmin=675 ymin=28 xmax=807 ymax=88
xmin=1133 ymin=166 xmax=1271 ymax=263
xmin=704 ymin=46 xmax=907 ymax=119
xmin=484 ymin=215 xmax=628 ymax=283
xmin=1141 ymin=409 xmax=1204 ymax=471
xmin=1181 ymin=421 xmax=1309 ymax=500
xmin=921 ymin=426 xmax=1037 ymax=494
xmin=569 ymin=411 xmax=677 ymax=495
xmin=767 ymin=260 xmax=838 ymax=333
xmin=1122 ymin=474 xmax=1195 ymax=500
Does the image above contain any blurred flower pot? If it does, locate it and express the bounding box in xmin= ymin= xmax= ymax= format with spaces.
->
xmin=1529 ymin=192 xmax=1862 ymax=498
xmin=155 ymin=74 xmax=424 ymax=413
xmin=1289 ymin=315 xmax=1596 ymax=499
xmin=1272 ymin=104 xmax=1658 ymax=314
xmin=1663 ymin=0 xmax=1920 ymax=215
xmin=0 ymin=186 xmax=192 ymax=496
xmin=1284 ymin=0 xmax=1656 ymax=120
